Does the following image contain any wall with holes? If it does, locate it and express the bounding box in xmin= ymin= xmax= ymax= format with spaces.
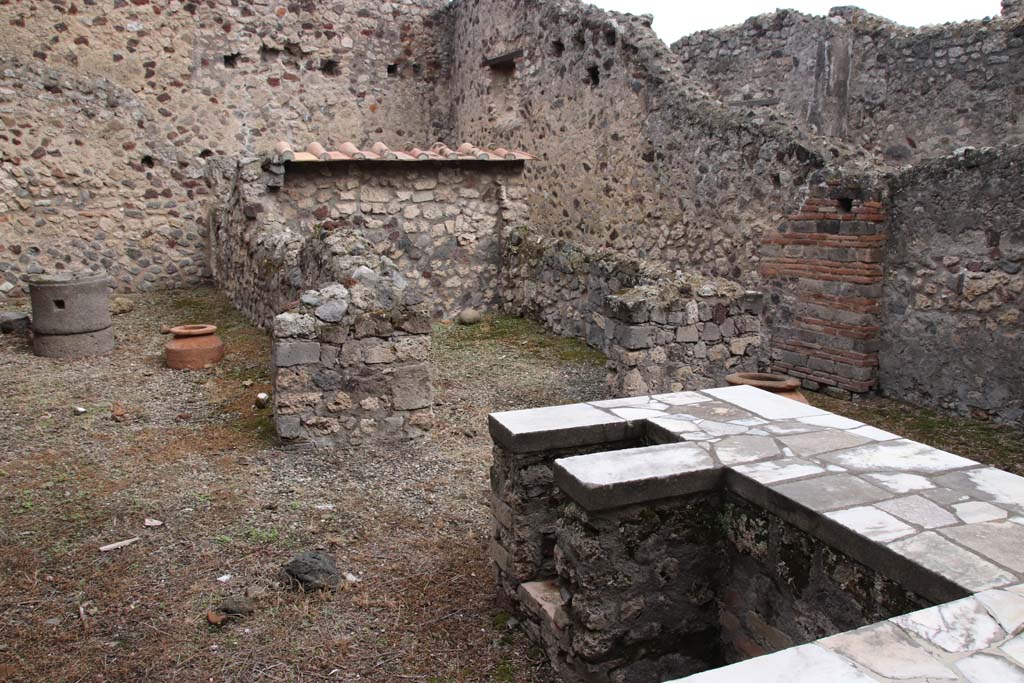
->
xmin=447 ymin=0 xmax=831 ymax=286
xmin=672 ymin=6 xmax=1024 ymax=165
xmin=0 ymin=0 xmax=451 ymax=297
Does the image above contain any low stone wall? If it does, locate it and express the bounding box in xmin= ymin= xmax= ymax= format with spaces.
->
xmin=208 ymin=155 xmax=528 ymax=328
xmin=271 ymin=238 xmax=433 ymax=448
xmin=490 ymin=387 xmax=1024 ymax=682
xmin=760 ymin=170 xmax=887 ymax=396
xmin=881 ymin=147 xmax=1024 ymax=424
xmin=503 ymin=230 xmax=768 ymax=396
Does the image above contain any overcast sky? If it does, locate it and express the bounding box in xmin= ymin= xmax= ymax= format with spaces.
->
xmin=588 ymin=1 xmax=1004 ymax=44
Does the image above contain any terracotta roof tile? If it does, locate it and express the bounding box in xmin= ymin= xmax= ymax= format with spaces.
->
xmin=273 ymin=141 xmax=536 ymax=164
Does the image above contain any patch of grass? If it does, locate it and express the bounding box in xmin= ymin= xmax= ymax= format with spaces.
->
xmin=436 ymin=316 xmax=606 ymax=365
xmin=807 ymin=393 xmax=1024 ymax=474
xmin=243 ymin=526 xmax=280 ymax=544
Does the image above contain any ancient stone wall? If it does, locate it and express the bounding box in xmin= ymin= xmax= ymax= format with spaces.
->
xmin=271 ymin=245 xmax=434 ymax=448
xmin=760 ymin=170 xmax=888 ymax=396
xmin=672 ymin=8 xmax=1024 ymax=164
xmin=880 ymin=146 xmax=1024 ymax=424
xmin=502 ymin=229 xmax=768 ymax=396
xmin=0 ymin=0 xmax=451 ymax=298
xmin=448 ymin=0 xmax=831 ymax=284
xmin=208 ymin=157 xmax=528 ymax=327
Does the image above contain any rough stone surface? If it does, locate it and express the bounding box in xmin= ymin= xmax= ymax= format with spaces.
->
xmin=281 ymin=551 xmax=341 ymax=591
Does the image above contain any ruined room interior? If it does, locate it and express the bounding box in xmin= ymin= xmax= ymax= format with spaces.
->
xmin=1 ymin=0 xmax=1023 ymax=681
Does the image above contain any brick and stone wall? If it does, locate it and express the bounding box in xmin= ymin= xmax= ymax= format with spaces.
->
xmin=880 ymin=146 xmax=1024 ymax=424
xmin=271 ymin=238 xmax=434 ymax=448
xmin=448 ymin=0 xmax=831 ymax=285
xmin=672 ymin=7 xmax=1024 ymax=165
xmin=208 ymin=157 xmax=528 ymax=327
xmin=503 ymin=229 xmax=768 ymax=396
xmin=760 ymin=170 xmax=887 ymax=396
xmin=0 ymin=0 xmax=451 ymax=298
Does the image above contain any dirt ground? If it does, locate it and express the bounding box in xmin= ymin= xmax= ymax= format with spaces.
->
xmin=0 ymin=287 xmax=604 ymax=683
xmin=1 ymin=287 xmax=1021 ymax=683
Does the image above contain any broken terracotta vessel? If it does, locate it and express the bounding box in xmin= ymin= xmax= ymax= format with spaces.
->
xmin=165 ymin=324 xmax=225 ymax=370
xmin=724 ymin=371 xmax=808 ymax=404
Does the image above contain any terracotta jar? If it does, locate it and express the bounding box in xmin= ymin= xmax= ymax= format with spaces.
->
xmin=165 ymin=324 xmax=225 ymax=370
xmin=724 ymin=371 xmax=808 ymax=404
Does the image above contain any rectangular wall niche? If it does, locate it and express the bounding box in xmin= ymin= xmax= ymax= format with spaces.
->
xmin=488 ymin=387 xmax=1024 ymax=683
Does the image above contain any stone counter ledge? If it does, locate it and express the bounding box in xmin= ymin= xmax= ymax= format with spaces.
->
xmin=491 ymin=385 xmax=1024 ymax=682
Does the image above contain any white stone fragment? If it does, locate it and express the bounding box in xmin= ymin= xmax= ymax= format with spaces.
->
xmin=826 ymin=506 xmax=916 ymax=543
xmin=647 ymin=417 xmax=702 ymax=434
xmin=822 ymin=622 xmax=958 ymax=680
xmin=954 ymin=501 xmax=1009 ymax=524
xmin=892 ymin=598 xmax=1005 ymax=653
xmin=664 ymin=644 xmax=876 ymax=683
xmin=702 ymin=385 xmax=826 ymax=420
xmin=864 ymin=472 xmax=936 ymax=494
xmin=877 ymin=495 xmax=959 ymax=529
xmin=955 ymin=653 xmax=1024 ymax=683
xmin=712 ymin=434 xmax=781 ymax=465
xmin=976 ymin=589 xmax=1024 ymax=633
xmin=555 ymin=443 xmax=714 ymax=487
xmin=847 ymin=425 xmax=900 ymax=441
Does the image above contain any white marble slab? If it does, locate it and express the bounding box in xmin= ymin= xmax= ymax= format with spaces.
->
xmin=731 ymin=459 xmax=826 ymax=485
xmin=651 ymin=391 xmax=713 ymax=406
xmin=555 ymin=443 xmax=714 ymax=487
xmin=892 ymin=598 xmax=1005 ymax=653
xmin=702 ymin=385 xmax=826 ymax=420
xmin=819 ymin=439 xmax=978 ymax=474
xmin=976 ymin=588 xmax=1024 ymax=633
xmin=778 ymin=429 xmax=873 ymax=457
xmin=826 ymin=505 xmax=916 ymax=542
xmin=822 ymin=622 xmax=958 ymax=680
xmin=847 ymin=425 xmax=900 ymax=441
xmin=864 ymin=472 xmax=936 ymax=494
xmin=667 ymin=644 xmax=875 ymax=683
xmin=964 ymin=468 xmax=1024 ymax=508
xmin=799 ymin=414 xmax=863 ymax=430
xmin=713 ymin=434 xmax=781 ymax=465
xmin=1003 ymin=634 xmax=1024 ymax=668
xmin=954 ymin=501 xmax=1009 ymax=524
xmin=955 ymin=653 xmax=1024 ymax=683
xmin=590 ymin=396 xmax=663 ymax=409
xmin=888 ymin=532 xmax=1016 ymax=592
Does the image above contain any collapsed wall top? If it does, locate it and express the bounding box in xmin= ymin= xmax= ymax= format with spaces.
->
xmin=273 ymin=141 xmax=537 ymax=163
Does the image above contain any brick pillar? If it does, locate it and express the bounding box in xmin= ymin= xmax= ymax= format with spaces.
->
xmin=760 ymin=172 xmax=887 ymax=396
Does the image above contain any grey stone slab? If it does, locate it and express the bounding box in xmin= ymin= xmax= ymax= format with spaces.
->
xmin=772 ymin=474 xmax=892 ymax=512
xmin=941 ymin=521 xmax=1024 ymax=572
xmin=818 ymin=439 xmax=978 ymax=474
xmin=892 ymin=597 xmax=1005 ymax=653
xmin=488 ymin=403 xmax=630 ymax=453
xmin=703 ymin=385 xmax=827 ymax=420
xmin=877 ymin=495 xmax=959 ymax=529
xmin=923 ymin=487 xmax=974 ymax=506
xmin=822 ymin=621 xmax=958 ymax=680
xmin=675 ymin=401 xmax=757 ymax=423
xmin=826 ymin=505 xmax=916 ymax=542
xmin=888 ymin=532 xmax=1016 ymax=593
xmin=273 ymin=340 xmax=322 ymax=367
xmin=762 ymin=421 xmax=824 ymax=435
xmin=712 ymin=434 xmax=781 ymax=466
xmin=553 ymin=443 xmax=720 ymax=511
xmin=955 ymin=653 xmax=1024 ymax=683
xmin=666 ymin=643 xmax=875 ymax=683
xmin=730 ymin=458 xmax=826 ymax=485
xmin=779 ymin=429 xmax=874 ymax=457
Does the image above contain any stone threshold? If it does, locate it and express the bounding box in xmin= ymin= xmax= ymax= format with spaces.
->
xmin=489 ymin=385 xmax=1024 ymax=682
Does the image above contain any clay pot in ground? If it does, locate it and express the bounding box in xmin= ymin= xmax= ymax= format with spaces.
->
xmin=165 ymin=324 xmax=225 ymax=370
xmin=725 ymin=372 xmax=808 ymax=404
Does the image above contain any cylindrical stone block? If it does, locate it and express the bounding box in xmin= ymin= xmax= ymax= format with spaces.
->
xmin=32 ymin=327 xmax=115 ymax=358
xmin=27 ymin=271 xmax=112 ymax=335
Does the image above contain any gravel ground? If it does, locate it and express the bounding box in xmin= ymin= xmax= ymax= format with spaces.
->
xmin=0 ymin=287 xmax=605 ymax=683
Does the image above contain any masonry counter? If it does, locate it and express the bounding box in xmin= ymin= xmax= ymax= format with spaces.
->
xmin=488 ymin=385 xmax=1024 ymax=683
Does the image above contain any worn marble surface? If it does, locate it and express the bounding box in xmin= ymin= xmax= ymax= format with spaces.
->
xmin=490 ymin=385 xmax=1024 ymax=682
